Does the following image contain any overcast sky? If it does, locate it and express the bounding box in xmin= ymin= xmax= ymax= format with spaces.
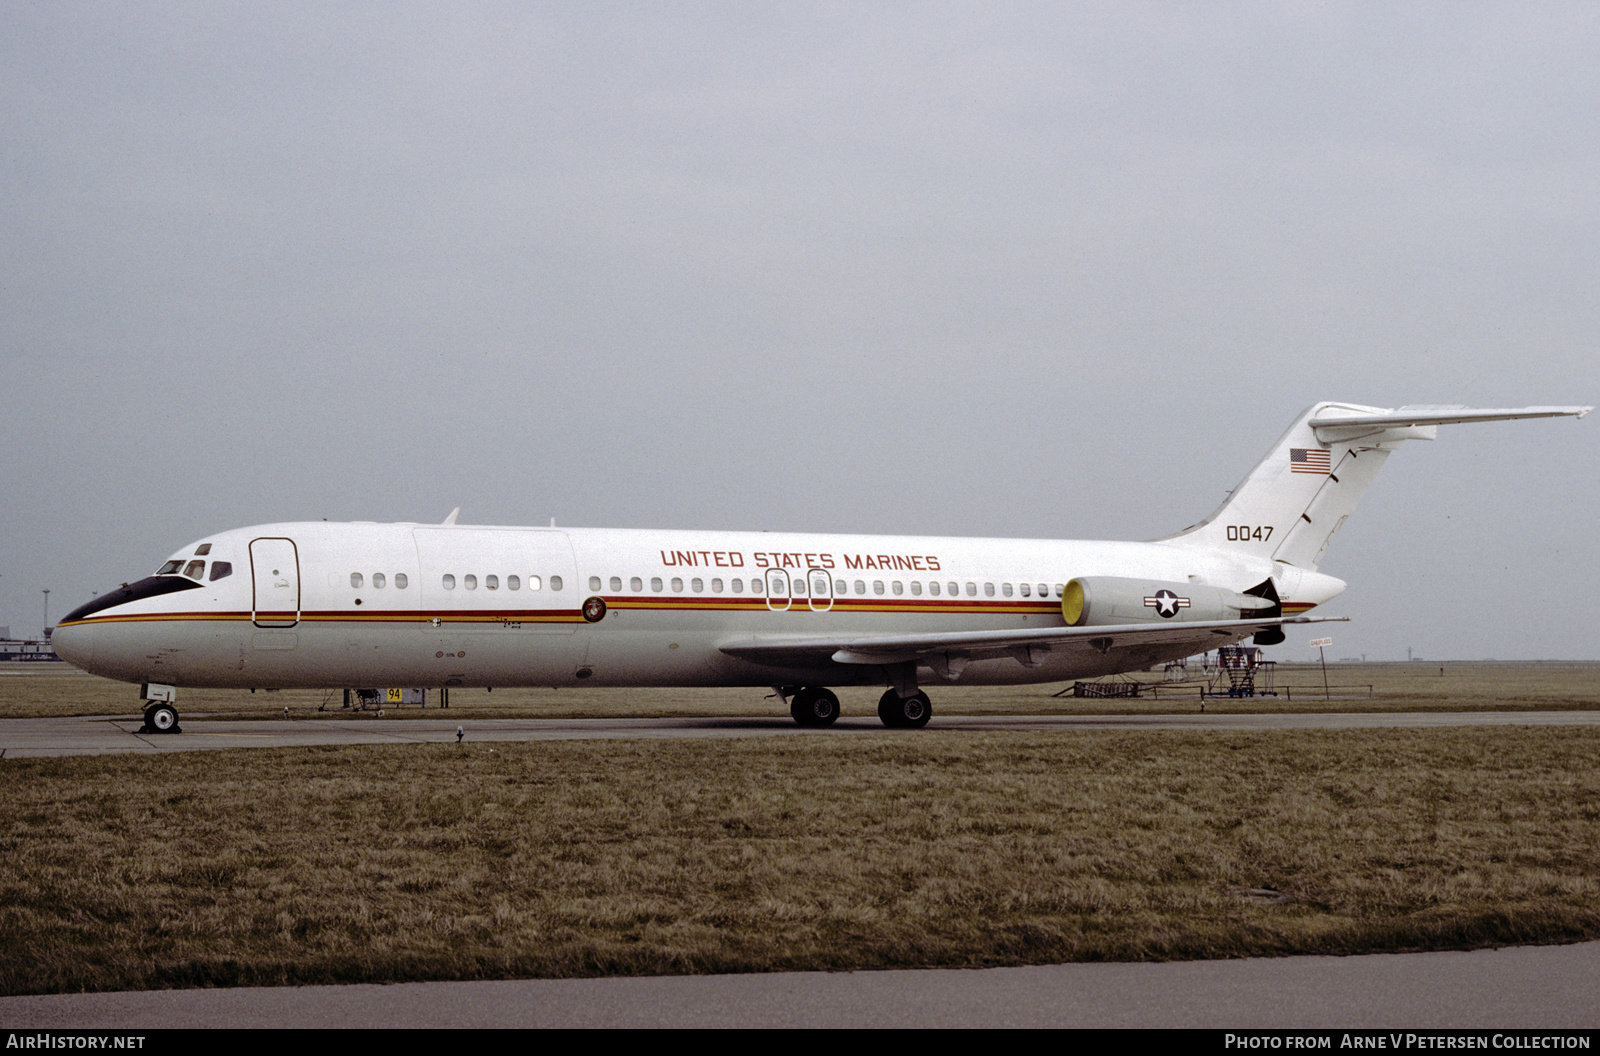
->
xmin=3 ymin=2 xmax=1595 ymax=661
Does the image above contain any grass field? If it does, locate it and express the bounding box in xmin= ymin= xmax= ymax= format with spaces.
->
xmin=1 ymin=663 xmax=1597 ymax=996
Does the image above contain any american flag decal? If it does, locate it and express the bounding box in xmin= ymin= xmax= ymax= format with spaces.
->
xmin=1291 ymin=448 xmax=1331 ymax=474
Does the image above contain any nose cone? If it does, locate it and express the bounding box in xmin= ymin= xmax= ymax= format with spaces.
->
xmin=50 ymin=621 xmax=94 ymax=671
xmin=52 ymin=576 xmax=206 ymax=681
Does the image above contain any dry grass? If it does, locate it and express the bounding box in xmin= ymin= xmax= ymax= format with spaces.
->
xmin=2 ymin=726 xmax=1598 ymax=995
xmin=3 ymin=661 xmax=1598 ymax=722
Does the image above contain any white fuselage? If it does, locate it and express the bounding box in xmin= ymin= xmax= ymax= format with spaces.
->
xmin=53 ymin=521 xmax=1342 ymax=692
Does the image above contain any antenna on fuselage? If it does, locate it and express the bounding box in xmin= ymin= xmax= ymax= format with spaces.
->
xmin=442 ymin=507 xmax=460 ymax=526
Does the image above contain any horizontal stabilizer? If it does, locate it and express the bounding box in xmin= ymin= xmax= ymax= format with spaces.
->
xmin=1310 ymin=405 xmax=1590 ymax=444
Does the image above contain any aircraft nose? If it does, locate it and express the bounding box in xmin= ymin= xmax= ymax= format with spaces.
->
xmin=51 ymin=576 xmax=204 ymax=681
xmin=50 ymin=622 xmax=94 ymax=670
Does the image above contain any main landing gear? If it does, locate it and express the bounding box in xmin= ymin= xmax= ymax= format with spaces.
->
xmin=781 ymin=686 xmax=932 ymax=729
xmin=878 ymin=688 xmax=932 ymax=729
xmin=789 ymin=687 xmax=841 ymax=727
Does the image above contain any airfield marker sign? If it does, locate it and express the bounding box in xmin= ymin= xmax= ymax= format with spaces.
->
xmin=1310 ymin=637 xmax=1333 ymax=698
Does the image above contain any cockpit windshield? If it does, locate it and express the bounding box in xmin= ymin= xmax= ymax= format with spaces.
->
xmin=157 ymin=554 xmax=232 ymax=581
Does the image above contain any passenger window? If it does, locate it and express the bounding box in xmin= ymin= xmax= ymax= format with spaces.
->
xmin=158 ymin=560 xmax=183 ymax=575
xmin=631 ymin=577 xmax=643 ymax=592
xmin=550 ymin=576 xmax=562 ymax=591
xmin=966 ymin=583 xmax=977 ymax=597
xmin=949 ymin=582 xmax=960 ymax=596
xmin=374 ymin=573 xmax=386 ymax=589
xmin=731 ymin=578 xmax=743 ymax=594
xmin=209 ymin=561 xmax=233 ymax=582
xmin=671 ymin=578 xmax=683 ymax=593
xmin=195 ymin=543 xmax=212 ymax=556
xmin=609 ymin=576 xmax=623 ymax=592
xmin=929 ymin=582 xmax=940 ymax=596
xmin=589 ymin=576 xmax=602 ymax=591
xmin=750 ymin=579 xmax=763 ymax=596
xmin=873 ymin=581 xmax=885 ymax=595
xmin=507 ymin=575 xmax=519 ymax=590
xmin=485 ymin=575 xmax=498 ymax=590
xmin=443 ymin=574 xmax=456 ymax=590
xmin=1053 ymin=584 xmax=1064 ymax=597
xmin=892 ymin=581 xmax=903 ymax=595
xmin=184 ymin=560 xmax=205 ymax=580
xmin=1020 ymin=583 xmax=1031 ymax=597
xmin=527 ymin=575 xmax=540 ymax=591
xmin=464 ymin=575 xmax=478 ymax=590
xmin=1037 ymin=583 xmax=1048 ymax=598
xmin=854 ymin=580 xmax=866 ymax=595
xmin=984 ymin=583 xmax=995 ymax=597
xmin=651 ymin=577 xmax=663 ymax=592
xmin=791 ymin=578 xmax=805 ymax=596
xmin=834 ymin=579 xmax=846 ymax=594
xmin=911 ymin=581 xmax=922 ymax=596
xmin=692 ymin=578 xmax=704 ymax=592
xmin=712 ymin=578 xmax=724 ymax=593
xmin=1001 ymin=582 xmax=1012 ymax=597
xmin=350 ymin=573 xmax=364 ymax=588
xmin=395 ymin=573 xmax=408 ymax=589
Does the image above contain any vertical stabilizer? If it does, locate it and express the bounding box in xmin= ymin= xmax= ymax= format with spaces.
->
xmin=1161 ymin=402 xmax=1590 ymax=570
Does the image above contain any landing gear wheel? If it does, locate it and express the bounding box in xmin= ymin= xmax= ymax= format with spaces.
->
xmin=143 ymin=703 xmax=181 ymax=734
xmin=790 ymin=687 xmax=840 ymax=727
xmin=878 ymin=689 xmax=931 ymax=729
xmin=877 ymin=689 xmax=902 ymax=728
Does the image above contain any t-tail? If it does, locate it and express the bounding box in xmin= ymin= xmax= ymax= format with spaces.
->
xmin=1162 ymin=402 xmax=1591 ymax=570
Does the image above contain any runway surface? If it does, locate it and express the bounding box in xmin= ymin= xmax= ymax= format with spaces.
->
xmin=3 ymin=940 xmax=1597 ymax=1027
xmin=6 ymin=709 xmax=1600 ymax=758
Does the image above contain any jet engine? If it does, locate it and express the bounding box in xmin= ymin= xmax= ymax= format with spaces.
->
xmin=1061 ymin=577 xmax=1277 ymax=626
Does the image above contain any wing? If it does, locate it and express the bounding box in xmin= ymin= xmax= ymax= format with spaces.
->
xmin=719 ymin=615 xmax=1341 ymax=674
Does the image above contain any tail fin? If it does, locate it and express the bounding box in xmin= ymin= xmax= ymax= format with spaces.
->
xmin=1162 ymin=402 xmax=1590 ymax=570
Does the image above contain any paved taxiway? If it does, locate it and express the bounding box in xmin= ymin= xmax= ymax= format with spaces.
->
xmin=3 ymin=940 xmax=1597 ymax=1027
xmin=6 ymin=709 xmax=1600 ymax=757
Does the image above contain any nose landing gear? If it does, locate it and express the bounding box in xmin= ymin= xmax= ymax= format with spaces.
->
xmin=140 ymin=703 xmax=181 ymax=734
xmin=138 ymin=683 xmax=182 ymax=734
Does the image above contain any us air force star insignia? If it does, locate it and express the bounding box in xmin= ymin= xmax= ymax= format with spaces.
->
xmin=1144 ymin=589 xmax=1190 ymax=618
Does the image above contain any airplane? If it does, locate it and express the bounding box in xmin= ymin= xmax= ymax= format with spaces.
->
xmin=52 ymin=401 xmax=1589 ymax=734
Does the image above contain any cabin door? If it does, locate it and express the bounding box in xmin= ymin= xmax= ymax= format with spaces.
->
xmin=764 ymin=568 xmax=791 ymax=611
xmin=807 ymin=569 xmax=834 ymax=612
xmin=250 ymin=537 xmax=301 ymax=627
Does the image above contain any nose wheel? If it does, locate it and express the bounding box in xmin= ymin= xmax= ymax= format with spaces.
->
xmin=141 ymin=703 xmax=181 ymax=734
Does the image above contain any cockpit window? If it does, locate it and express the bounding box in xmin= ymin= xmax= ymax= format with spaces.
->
xmin=195 ymin=543 xmax=212 ymax=556
xmin=183 ymin=560 xmax=206 ymax=580
xmin=157 ymin=560 xmax=183 ymax=575
xmin=209 ymin=561 xmax=233 ymax=582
